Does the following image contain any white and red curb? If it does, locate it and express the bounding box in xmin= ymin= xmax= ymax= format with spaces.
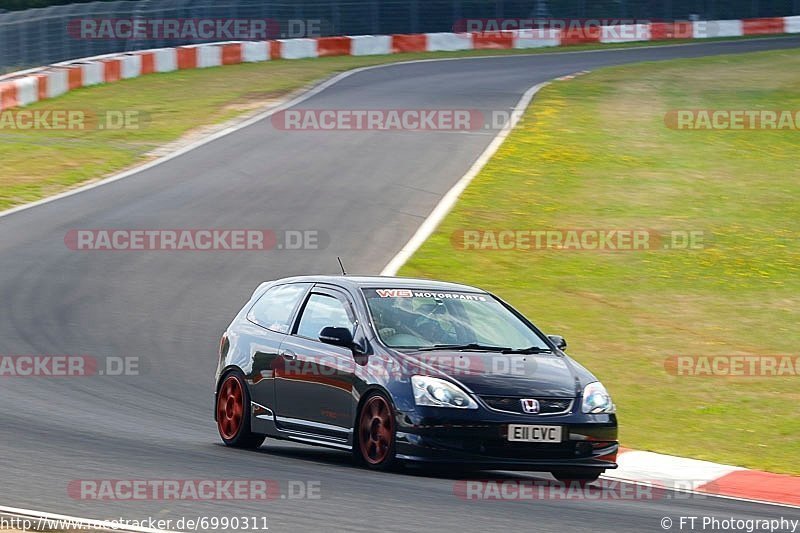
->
xmin=2 ymin=16 xmax=800 ymax=112
xmin=605 ymin=448 xmax=800 ymax=507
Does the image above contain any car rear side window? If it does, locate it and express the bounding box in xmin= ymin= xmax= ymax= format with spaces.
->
xmin=248 ymin=283 xmax=309 ymax=333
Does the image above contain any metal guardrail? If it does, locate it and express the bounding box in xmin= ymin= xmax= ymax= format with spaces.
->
xmin=2 ymin=0 xmax=800 ymax=72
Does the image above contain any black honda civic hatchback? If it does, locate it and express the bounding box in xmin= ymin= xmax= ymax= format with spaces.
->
xmin=215 ymin=276 xmax=618 ymax=481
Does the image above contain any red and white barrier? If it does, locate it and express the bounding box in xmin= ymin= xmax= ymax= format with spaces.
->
xmin=351 ymin=35 xmax=392 ymax=56
xmin=694 ymin=19 xmax=743 ymax=38
xmin=601 ymin=24 xmax=651 ymax=43
xmin=80 ymin=61 xmax=104 ymax=86
xmin=43 ymin=69 xmax=70 ymax=98
xmin=560 ymin=26 xmax=601 ymax=45
xmin=279 ymin=38 xmax=318 ymax=59
xmin=153 ymin=48 xmax=177 ymax=73
xmin=649 ymin=22 xmax=694 ymax=40
xmin=0 ymin=17 xmax=797 ymax=112
xmin=219 ymin=43 xmax=240 ymax=65
xmin=512 ymin=28 xmax=561 ymax=49
xmin=744 ymin=17 xmax=785 ymax=35
xmin=391 ymin=34 xmax=427 ymax=53
xmin=242 ymin=41 xmax=269 ymax=62
xmin=13 ymin=76 xmax=38 ymax=106
xmin=196 ymin=44 xmax=222 ymax=68
xmin=317 ymin=36 xmax=351 ymax=57
xmin=426 ymin=32 xmax=472 ymax=52
xmin=786 ymin=15 xmax=800 ymax=33
xmin=120 ymin=54 xmax=142 ymax=79
xmin=1 ymin=83 xmax=18 ymax=108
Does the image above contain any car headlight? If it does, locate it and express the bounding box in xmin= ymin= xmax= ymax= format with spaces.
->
xmin=581 ymin=381 xmax=615 ymax=414
xmin=411 ymin=375 xmax=478 ymax=409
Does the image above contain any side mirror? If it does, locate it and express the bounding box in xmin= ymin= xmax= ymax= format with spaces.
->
xmin=319 ymin=326 xmax=354 ymax=349
xmin=548 ymin=335 xmax=567 ymax=350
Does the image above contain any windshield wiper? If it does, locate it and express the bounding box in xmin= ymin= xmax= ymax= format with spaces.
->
xmin=417 ymin=343 xmax=511 ymax=352
xmin=502 ymin=346 xmax=553 ymax=354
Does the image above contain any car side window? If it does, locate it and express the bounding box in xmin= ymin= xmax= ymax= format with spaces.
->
xmin=296 ymin=293 xmax=354 ymax=340
xmin=248 ymin=283 xmax=310 ymax=333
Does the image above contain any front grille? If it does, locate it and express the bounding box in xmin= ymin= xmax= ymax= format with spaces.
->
xmin=480 ymin=396 xmax=573 ymax=415
xmin=480 ymin=440 xmax=580 ymax=460
xmin=426 ymin=436 xmax=587 ymax=460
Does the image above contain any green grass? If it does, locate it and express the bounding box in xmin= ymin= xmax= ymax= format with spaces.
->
xmin=400 ymin=48 xmax=800 ymax=475
xmin=0 ymin=34 xmax=788 ymax=211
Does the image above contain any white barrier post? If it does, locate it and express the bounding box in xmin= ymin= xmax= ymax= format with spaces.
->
xmin=153 ymin=49 xmax=178 ymax=72
xmin=350 ymin=35 xmax=392 ymax=56
xmin=14 ymin=76 xmax=39 ymax=106
xmin=425 ymin=32 xmax=473 ymax=51
xmin=242 ymin=41 xmax=269 ymax=62
xmin=278 ymin=39 xmax=318 ymax=59
xmin=121 ymin=54 xmax=142 ymax=79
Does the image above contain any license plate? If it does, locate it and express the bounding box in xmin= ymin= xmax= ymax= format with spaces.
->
xmin=507 ymin=424 xmax=563 ymax=443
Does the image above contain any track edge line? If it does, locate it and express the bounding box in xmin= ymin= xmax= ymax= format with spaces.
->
xmin=0 ymin=505 xmax=181 ymax=533
xmin=379 ymin=80 xmax=550 ymax=276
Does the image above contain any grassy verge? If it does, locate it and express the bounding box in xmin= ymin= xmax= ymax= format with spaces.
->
xmin=400 ymin=48 xmax=800 ymax=474
xmin=0 ymin=35 xmax=789 ymax=211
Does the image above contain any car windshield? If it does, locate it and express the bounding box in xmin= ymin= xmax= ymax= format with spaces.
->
xmin=362 ymin=288 xmax=550 ymax=351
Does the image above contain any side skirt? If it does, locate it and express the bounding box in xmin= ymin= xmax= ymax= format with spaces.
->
xmin=250 ymin=401 xmax=353 ymax=451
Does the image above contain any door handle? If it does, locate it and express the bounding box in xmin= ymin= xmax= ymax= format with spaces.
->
xmin=280 ymin=349 xmax=297 ymax=360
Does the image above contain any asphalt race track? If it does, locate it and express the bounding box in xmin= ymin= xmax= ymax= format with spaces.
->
xmin=1 ymin=37 xmax=799 ymax=532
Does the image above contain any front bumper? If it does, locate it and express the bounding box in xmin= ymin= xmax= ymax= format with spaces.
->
xmin=395 ymin=407 xmax=618 ymax=471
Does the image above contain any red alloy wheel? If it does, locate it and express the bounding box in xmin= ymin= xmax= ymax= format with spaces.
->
xmin=358 ymin=395 xmax=395 ymax=465
xmin=217 ymin=375 xmax=244 ymax=440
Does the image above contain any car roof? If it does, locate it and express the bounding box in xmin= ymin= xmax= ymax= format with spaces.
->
xmin=268 ymin=275 xmax=488 ymax=294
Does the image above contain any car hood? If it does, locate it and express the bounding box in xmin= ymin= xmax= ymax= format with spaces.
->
xmin=400 ymin=350 xmax=588 ymax=397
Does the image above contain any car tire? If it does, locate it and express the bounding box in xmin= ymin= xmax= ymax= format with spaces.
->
xmin=551 ymin=468 xmax=604 ymax=485
xmin=354 ymin=392 xmax=399 ymax=471
xmin=216 ymin=371 xmax=266 ymax=449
